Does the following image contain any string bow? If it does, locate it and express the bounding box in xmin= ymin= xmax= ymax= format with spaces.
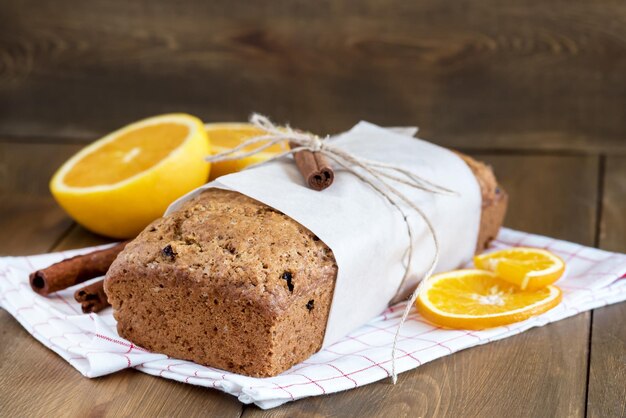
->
xmin=205 ymin=113 xmax=457 ymax=383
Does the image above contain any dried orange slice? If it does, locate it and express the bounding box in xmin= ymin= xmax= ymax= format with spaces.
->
xmin=205 ymin=123 xmax=289 ymax=180
xmin=474 ymin=248 xmax=565 ymax=290
xmin=50 ymin=114 xmax=210 ymax=238
xmin=416 ymin=269 xmax=562 ymax=329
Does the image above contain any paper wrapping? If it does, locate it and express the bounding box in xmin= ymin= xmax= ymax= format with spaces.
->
xmin=167 ymin=122 xmax=482 ymax=346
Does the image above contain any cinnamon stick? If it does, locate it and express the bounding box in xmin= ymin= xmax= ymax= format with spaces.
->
xmin=74 ymin=280 xmax=110 ymax=313
xmin=29 ymin=241 xmax=129 ymax=296
xmin=289 ymin=141 xmax=334 ymax=191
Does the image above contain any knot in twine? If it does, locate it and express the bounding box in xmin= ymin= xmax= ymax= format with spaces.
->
xmin=205 ymin=113 xmax=458 ymax=383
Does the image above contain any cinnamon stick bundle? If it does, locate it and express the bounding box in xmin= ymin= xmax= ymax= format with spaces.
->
xmin=29 ymin=241 xmax=129 ymax=296
xmin=290 ymin=141 xmax=334 ymax=191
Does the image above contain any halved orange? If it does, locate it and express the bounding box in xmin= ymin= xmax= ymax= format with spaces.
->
xmin=205 ymin=123 xmax=289 ymax=180
xmin=474 ymin=248 xmax=565 ymax=290
xmin=50 ymin=114 xmax=210 ymax=238
xmin=416 ymin=269 xmax=562 ymax=329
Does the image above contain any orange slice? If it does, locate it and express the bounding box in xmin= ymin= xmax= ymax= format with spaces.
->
xmin=474 ymin=248 xmax=565 ymax=290
xmin=50 ymin=114 xmax=210 ymax=238
xmin=205 ymin=123 xmax=289 ymax=180
xmin=416 ymin=269 xmax=562 ymax=329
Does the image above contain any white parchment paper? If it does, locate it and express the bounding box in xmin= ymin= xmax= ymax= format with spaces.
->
xmin=167 ymin=122 xmax=482 ymax=346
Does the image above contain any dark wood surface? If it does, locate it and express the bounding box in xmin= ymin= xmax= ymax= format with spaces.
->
xmin=1 ymin=0 xmax=626 ymax=155
xmin=0 ymin=141 xmax=624 ymax=417
xmin=587 ymin=156 xmax=626 ymax=418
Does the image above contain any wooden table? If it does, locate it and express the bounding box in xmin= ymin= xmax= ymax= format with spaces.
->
xmin=0 ymin=142 xmax=624 ymax=417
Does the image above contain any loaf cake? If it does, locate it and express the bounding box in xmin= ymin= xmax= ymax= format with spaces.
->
xmin=104 ymin=154 xmax=507 ymax=377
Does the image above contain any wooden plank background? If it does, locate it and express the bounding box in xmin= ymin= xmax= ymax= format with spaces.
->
xmin=1 ymin=0 xmax=625 ymax=154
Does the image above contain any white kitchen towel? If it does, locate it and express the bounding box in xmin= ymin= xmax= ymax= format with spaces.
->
xmin=1 ymin=228 xmax=625 ymax=409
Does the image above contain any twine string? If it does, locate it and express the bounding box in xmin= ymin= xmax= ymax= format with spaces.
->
xmin=205 ymin=113 xmax=454 ymax=383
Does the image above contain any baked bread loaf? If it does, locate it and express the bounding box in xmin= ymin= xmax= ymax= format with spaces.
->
xmin=457 ymin=154 xmax=508 ymax=252
xmin=104 ymin=154 xmax=507 ymax=377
